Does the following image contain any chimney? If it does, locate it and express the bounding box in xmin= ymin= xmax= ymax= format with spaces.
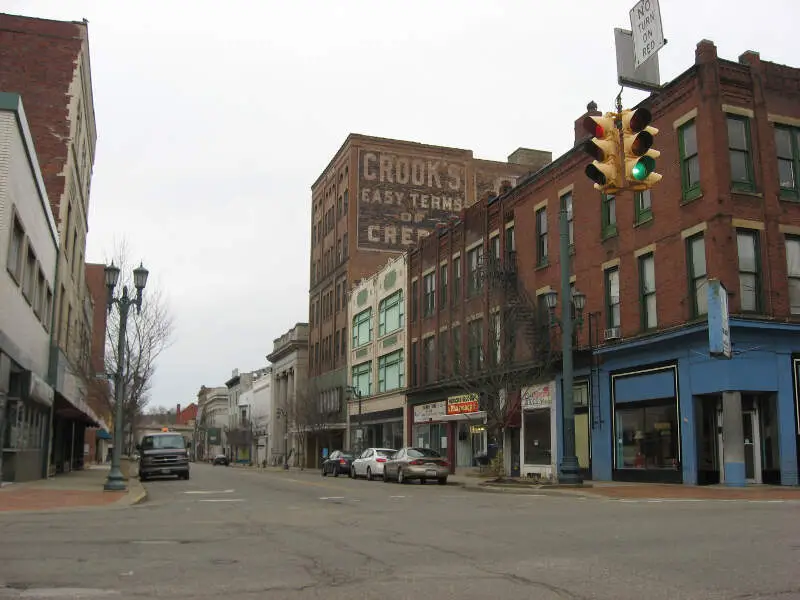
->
xmin=507 ymin=148 xmax=552 ymax=172
xmin=695 ymin=39 xmax=718 ymax=65
xmin=575 ymin=101 xmax=601 ymax=147
xmin=176 ymin=404 xmax=181 ymax=424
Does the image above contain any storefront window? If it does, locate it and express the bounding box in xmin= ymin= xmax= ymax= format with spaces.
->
xmin=523 ymin=409 xmax=551 ymax=465
xmin=615 ymin=401 xmax=679 ymax=470
xmin=3 ymin=399 xmax=45 ymax=451
xmin=412 ymin=423 xmax=447 ymax=454
xmin=574 ymin=381 xmax=590 ymax=469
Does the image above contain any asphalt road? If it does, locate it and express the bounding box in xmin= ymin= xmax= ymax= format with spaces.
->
xmin=1 ymin=463 xmax=799 ymax=600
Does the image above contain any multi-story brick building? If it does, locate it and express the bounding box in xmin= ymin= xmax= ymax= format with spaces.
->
xmin=83 ymin=262 xmax=113 ymax=464
xmin=309 ymin=133 xmax=550 ymax=452
xmin=408 ymin=40 xmax=800 ymax=487
xmin=0 ymin=13 xmax=100 ymax=475
xmin=346 ymin=253 xmax=408 ymax=455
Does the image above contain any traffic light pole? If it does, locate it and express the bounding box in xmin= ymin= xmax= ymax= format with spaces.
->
xmin=558 ymin=201 xmax=582 ymax=486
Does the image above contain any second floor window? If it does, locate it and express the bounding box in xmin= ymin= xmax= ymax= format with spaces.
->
xmin=536 ymin=208 xmax=548 ymax=266
xmin=352 ymin=308 xmax=372 ymax=348
xmin=635 ymin=190 xmax=652 ymax=224
xmin=605 ymin=267 xmax=621 ymax=329
xmin=378 ymin=290 xmax=403 ymax=336
xmin=506 ymin=225 xmax=515 ymax=253
xmin=639 ymin=253 xmax=657 ymax=330
xmin=423 ymin=336 xmax=436 ymax=384
xmin=468 ymin=319 xmax=484 ymax=371
xmin=785 ymin=236 xmax=800 ymax=314
xmin=378 ymin=349 xmax=404 ymax=392
xmin=439 ymin=264 xmax=448 ymax=308
xmin=467 ymin=245 xmax=483 ymax=296
xmin=687 ymin=233 xmax=708 ymax=317
xmin=561 ymin=192 xmax=574 ymax=248
xmin=423 ymin=272 xmax=436 ymax=317
xmin=452 ymin=325 xmax=462 ymax=374
xmin=737 ymin=230 xmax=761 ymax=312
xmin=452 ymin=256 xmax=462 ymax=302
xmin=351 ymin=361 xmax=372 ymax=397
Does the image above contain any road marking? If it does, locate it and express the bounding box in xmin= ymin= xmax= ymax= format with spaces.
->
xmin=18 ymin=588 xmax=121 ymax=598
xmin=184 ymin=489 xmax=235 ymax=494
xmin=389 ymin=495 xmax=406 ymax=499
xmin=131 ymin=540 xmax=179 ymax=545
xmin=197 ymin=498 xmax=244 ymax=503
xmin=319 ymin=496 xmax=345 ymax=500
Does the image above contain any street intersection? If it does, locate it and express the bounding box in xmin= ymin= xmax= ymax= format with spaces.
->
xmin=0 ymin=464 xmax=798 ymax=599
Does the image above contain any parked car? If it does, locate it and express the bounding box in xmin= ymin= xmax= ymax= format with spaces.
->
xmin=212 ymin=454 xmax=230 ymax=466
xmin=383 ymin=447 xmax=449 ymax=485
xmin=137 ymin=432 xmax=190 ymax=481
xmin=351 ymin=448 xmax=396 ymax=480
xmin=321 ymin=450 xmax=354 ymax=477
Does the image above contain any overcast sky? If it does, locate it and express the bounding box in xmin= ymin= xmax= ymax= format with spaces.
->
xmin=5 ymin=0 xmax=799 ymax=408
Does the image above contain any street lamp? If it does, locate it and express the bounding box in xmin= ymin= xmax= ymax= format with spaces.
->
xmin=544 ymin=204 xmax=586 ymax=486
xmin=276 ymin=407 xmax=289 ymax=469
xmin=103 ymin=261 xmax=149 ymax=492
xmin=345 ymin=386 xmax=363 ymax=454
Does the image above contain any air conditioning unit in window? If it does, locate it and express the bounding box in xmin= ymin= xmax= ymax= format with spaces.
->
xmin=603 ymin=327 xmax=622 ymax=341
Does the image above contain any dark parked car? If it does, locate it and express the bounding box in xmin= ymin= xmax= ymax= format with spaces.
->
xmin=212 ymin=454 xmax=230 ymax=466
xmin=138 ymin=432 xmax=190 ymax=481
xmin=321 ymin=450 xmax=354 ymax=477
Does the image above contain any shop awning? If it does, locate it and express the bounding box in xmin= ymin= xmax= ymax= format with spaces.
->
xmin=96 ymin=429 xmax=112 ymax=440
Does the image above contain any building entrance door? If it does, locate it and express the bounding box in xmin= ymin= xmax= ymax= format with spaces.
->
xmin=742 ymin=410 xmax=762 ymax=484
xmin=718 ymin=407 xmax=762 ymax=484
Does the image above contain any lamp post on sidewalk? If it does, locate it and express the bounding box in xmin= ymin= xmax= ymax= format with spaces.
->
xmin=103 ymin=261 xmax=149 ymax=492
xmin=543 ymin=203 xmax=586 ymax=486
xmin=345 ymin=386 xmax=363 ymax=454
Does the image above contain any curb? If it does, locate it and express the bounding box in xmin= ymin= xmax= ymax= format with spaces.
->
xmin=462 ymin=484 xmax=597 ymax=498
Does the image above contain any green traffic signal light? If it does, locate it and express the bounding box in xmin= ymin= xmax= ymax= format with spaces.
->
xmin=631 ymin=156 xmax=656 ymax=181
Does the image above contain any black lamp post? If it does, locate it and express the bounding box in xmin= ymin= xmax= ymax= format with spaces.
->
xmin=346 ymin=386 xmax=363 ymax=454
xmin=543 ymin=278 xmax=586 ymax=486
xmin=103 ymin=261 xmax=149 ymax=492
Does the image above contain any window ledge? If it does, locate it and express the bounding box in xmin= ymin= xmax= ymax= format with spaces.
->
xmin=681 ymin=189 xmax=703 ymax=205
xmin=602 ymin=227 xmax=618 ymax=241
xmin=731 ymin=188 xmax=762 ymax=198
xmin=535 ymin=262 xmax=550 ymax=271
xmin=634 ymin=214 xmax=654 ymax=228
xmin=6 ymin=266 xmax=20 ymax=286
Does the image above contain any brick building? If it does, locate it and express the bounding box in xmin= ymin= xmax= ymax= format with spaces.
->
xmin=408 ymin=40 xmax=800 ymax=487
xmin=308 ymin=134 xmax=550 ymax=455
xmin=83 ymin=263 xmax=113 ymax=464
xmin=0 ymin=13 xmax=100 ymax=475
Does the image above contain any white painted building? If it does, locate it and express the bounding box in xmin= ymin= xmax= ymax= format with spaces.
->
xmin=346 ymin=254 xmax=407 ymax=455
xmin=250 ymin=370 xmax=272 ymax=466
xmin=196 ymin=385 xmax=228 ymax=460
xmin=0 ymin=93 xmax=59 ymax=483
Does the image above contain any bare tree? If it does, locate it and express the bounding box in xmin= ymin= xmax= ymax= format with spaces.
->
xmin=445 ymin=252 xmax=557 ymax=475
xmin=288 ymin=381 xmax=335 ymax=469
xmin=104 ymin=238 xmax=175 ymax=432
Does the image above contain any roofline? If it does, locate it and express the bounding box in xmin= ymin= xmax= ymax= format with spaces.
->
xmin=0 ymin=92 xmax=60 ymax=247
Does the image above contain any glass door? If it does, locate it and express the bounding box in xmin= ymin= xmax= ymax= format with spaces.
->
xmin=742 ymin=410 xmax=762 ymax=484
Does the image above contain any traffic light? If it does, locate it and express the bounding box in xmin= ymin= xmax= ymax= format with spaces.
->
xmin=581 ymin=112 xmax=622 ymax=194
xmin=621 ymin=107 xmax=662 ymax=190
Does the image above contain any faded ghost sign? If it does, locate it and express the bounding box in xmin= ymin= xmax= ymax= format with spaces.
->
xmin=357 ymin=149 xmax=467 ymax=251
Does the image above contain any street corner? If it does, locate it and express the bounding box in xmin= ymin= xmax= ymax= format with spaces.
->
xmin=0 ymin=488 xmax=125 ymax=514
xmin=123 ymin=476 xmax=148 ymax=507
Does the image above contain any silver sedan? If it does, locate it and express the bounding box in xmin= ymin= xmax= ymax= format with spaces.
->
xmin=383 ymin=447 xmax=449 ymax=485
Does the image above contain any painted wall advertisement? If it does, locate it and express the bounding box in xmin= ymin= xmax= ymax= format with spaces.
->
xmin=357 ymin=149 xmax=468 ymax=251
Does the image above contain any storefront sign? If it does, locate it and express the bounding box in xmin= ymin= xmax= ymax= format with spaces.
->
xmin=413 ymin=400 xmax=447 ymax=423
xmin=446 ymin=393 xmax=479 ymax=415
xmin=708 ymin=279 xmax=731 ymax=359
xmin=207 ymin=427 xmax=221 ymax=445
xmin=521 ymin=383 xmax=552 ymax=409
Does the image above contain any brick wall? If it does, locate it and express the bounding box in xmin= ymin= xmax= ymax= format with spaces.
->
xmin=407 ymin=39 xmax=800 ymax=386
xmin=0 ymin=13 xmax=84 ymax=219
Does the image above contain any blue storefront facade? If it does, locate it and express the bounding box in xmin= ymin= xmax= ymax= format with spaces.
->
xmin=554 ymin=320 xmax=800 ymax=487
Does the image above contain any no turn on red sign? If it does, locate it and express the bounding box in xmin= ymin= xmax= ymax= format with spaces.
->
xmin=630 ymin=0 xmax=665 ymax=69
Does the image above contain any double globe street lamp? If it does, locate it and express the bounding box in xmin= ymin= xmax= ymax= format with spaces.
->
xmin=103 ymin=261 xmax=149 ymax=492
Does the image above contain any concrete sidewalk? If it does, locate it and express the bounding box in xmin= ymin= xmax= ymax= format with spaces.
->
xmin=233 ymin=463 xmax=800 ymax=501
xmin=0 ymin=465 xmax=147 ymax=513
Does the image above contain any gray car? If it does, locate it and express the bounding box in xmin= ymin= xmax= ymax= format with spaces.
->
xmin=383 ymin=447 xmax=449 ymax=485
xmin=137 ymin=432 xmax=190 ymax=481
